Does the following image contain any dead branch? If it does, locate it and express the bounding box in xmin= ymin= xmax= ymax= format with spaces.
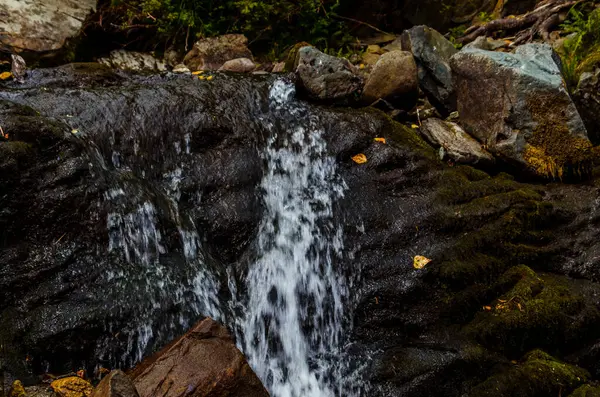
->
xmin=459 ymin=0 xmax=583 ymax=44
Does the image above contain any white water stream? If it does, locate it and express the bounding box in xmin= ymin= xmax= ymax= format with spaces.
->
xmin=103 ymin=79 xmax=362 ymax=396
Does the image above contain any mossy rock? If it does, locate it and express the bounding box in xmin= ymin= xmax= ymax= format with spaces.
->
xmin=469 ymin=349 xmax=588 ymax=396
xmin=283 ymin=42 xmax=312 ymax=72
xmin=464 ymin=265 xmax=600 ymax=357
xmin=570 ymin=384 xmax=600 ymax=397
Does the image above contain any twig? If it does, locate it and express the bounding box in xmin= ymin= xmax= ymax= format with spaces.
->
xmin=332 ymin=14 xmax=392 ymax=36
xmin=54 ymin=232 xmax=67 ymax=245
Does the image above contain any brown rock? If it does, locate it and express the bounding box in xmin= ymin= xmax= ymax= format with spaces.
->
xmin=183 ymin=35 xmax=253 ymax=72
xmin=361 ymin=53 xmax=381 ymax=66
xmin=218 ymin=58 xmax=256 ymax=73
xmin=51 ymin=377 xmax=93 ymax=397
xmin=362 ymin=51 xmax=418 ymax=109
xmin=131 ymin=318 xmax=268 ymax=397
xmin=91 ymin=371 xmax=139 ymax=397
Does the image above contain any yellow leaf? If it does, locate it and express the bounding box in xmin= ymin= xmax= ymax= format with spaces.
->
xmin=483 ymin=306 xmax=492 ymax=311
xmin=0 ymin=72 xmax=12 ymax=80
xmin=207 ymin=75 xmax=214 ymax=81
xmin=413 ymin=255 xmax=431 ymax=269
xmin=192 ymin=71 xmax=204 ymax=75
xmin=351 ymin=153 xmax=367 ymax=164
xmin=517 ymin=303 xmax=523 ymax=311
xmin=411 ymin=124 xmax=419 ymax=129
xmin=374 ymin=137 xmax=386 ymax=144
xmin=198 ymin=75 xmax=206 ymax=80
xmin=71 ymin=129 xmax=79 ymax=134
xmin=359 ymin=64 xmax=365 ymax=69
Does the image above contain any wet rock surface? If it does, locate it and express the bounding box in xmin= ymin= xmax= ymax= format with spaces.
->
xmin=91 ymin=371 xmax=139 ymax=397
xmin=98 ymin=51 xmax=167 ymax=73
xmin=2 ymin=66 xmax=600 ymax=396
xmin=574 ymin=68 xmax=600 ymax=145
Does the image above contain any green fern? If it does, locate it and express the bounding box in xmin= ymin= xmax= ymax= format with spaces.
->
xmin=559 ymin=6 xmax=600 ymax=90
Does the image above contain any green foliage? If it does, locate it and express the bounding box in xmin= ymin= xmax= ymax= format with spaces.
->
xmin=109 ymin=0 xmax=353 ymax=55
xmin=447 ymin=24 xmax=467 ymax=49
xmin=559 ymin=6 xmax=600 ymax=90
xmin=477 ymin=11 xmax=493 ymax=23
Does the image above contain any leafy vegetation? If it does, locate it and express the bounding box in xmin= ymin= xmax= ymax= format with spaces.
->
xmin=559 ymin=5 xmax=600 ymax=90
xmin=107 ymin=0 xmax=354 ymax=55
xmin=447 ymin=24 xmax=468 ymax=49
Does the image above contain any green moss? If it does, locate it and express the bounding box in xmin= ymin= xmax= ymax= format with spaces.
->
xmin=464 ymin=266 xmax=587 ymax=356
xmin=0 ymin=142 xmax=33 ymax=161
xmin=283 ymin=42 xmax=313 ymax=72
xmin=470 ymin=349 xmax=588 ymax=397
xmin=569 ymin=384 xmax=600 ymax=397
xmin=523 ymin=119 xmax=594 ymax=180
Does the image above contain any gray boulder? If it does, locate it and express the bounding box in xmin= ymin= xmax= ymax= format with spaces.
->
xmin=420 ymin=118 xmax=494 ymax=165
xmin=574 ymin=68 xmax=600 ymax=145
xmin=183 ymin=34 xmax=253 ymax=72
xmin=398 ymin=26 xmax=458 ymax=116
xmin=99 ymin=50 xmax=167 ymax=72
xmin=0 ymin=0 xmax=96 ymax=53
xmin=451 ymin=44 xmax=592 ymax=179
xmin=362 ymin=51 xmax=418 ymax=110
xmin=295 ymin=46 xmax=363 ymax=102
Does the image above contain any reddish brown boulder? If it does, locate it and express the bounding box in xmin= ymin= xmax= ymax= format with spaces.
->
xmin=131 ymin=318 xmax=268 ymax=397
xmin=91 ymin=371 xmax=139 ymax=397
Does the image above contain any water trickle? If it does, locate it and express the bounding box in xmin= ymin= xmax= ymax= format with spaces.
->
xmin=239 ymin=80 xmax=359 ymax=397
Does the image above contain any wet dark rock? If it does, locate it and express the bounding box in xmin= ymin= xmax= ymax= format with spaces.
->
xmin=295 ymin=46 xmax=363 ymax=102
xmin=451 ymin=44 xmax=592 ymax=179
xmin=570 ymin=384 xmax=600 ymax=397
xmin=131 ymin=318 xmax=268 ymax=397
xmin=3 ymin=64 xmax=600 ymax=397
xmin=398 ymin=25 xmax=458 ymax=116
xmin=91 ymin=370 xmax=139 ymax=397
xmin=218 ymin=58 xmax=256 ymax=73
xmin=574 ymin=68 xmax=600 ymax=145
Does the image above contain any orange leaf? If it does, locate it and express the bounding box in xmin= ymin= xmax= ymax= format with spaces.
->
xmin=374 ymin=137 xmax=386 ymax=144
xmin=351 ymin=153 xmax=368 ymax=164
xmin=483 ymin=306 xmax=492 ymax=311
xmin=413 ymin=255 xmax=431 ymax=269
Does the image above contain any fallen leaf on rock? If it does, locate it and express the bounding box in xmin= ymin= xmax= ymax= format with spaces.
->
xmin=413 ymin=255 xmax=431 ymax=269
xmin=0 ymin=72 xmax=12 ymax=80
xmin=198 ymin=75 xmax=206 ymax=80
xmin=192 ymin=71 xmax=204 ymax=75
xmin=374 ymin=137 xmax=386 ymax=144
xmin=207 ymin=75 xmax=214 ymax=81
xmin=411 ymin=124 xmax=419 ymax=129
xmin=352 ymin=153 xmax=368 ymax=164
xmin=483 ymin=306 xmax=492 ymax=311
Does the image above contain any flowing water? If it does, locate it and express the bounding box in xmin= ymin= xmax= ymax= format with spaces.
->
xmin=238 ymin=80 xmax=357 ymax=397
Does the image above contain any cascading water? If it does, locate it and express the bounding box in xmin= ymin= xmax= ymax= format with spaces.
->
xmin=238 ymin=80 xmax=360 ymax=397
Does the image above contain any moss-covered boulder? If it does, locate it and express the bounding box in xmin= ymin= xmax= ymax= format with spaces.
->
xmin=464 ymin=266 xmax=600 ymax=357
xmin=469 ymin=350 xmax=588 ymax=396
xmin=451 ymin=44 xmax=593 ymax=179
xmin=570 ymin=384 xmax=600 ymax=397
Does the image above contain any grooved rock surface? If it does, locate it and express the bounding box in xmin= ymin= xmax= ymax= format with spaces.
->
xmin=131 ymin=318 xmax=268 ymax=397
xmin=0 ymin=0 xmax=97 ymax=53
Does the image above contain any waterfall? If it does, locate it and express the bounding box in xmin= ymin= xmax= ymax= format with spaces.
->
xmin=95 ymin=78 xmax=361 ymax=393
xmin=238 ymin=80 xmax=358 ymax=397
